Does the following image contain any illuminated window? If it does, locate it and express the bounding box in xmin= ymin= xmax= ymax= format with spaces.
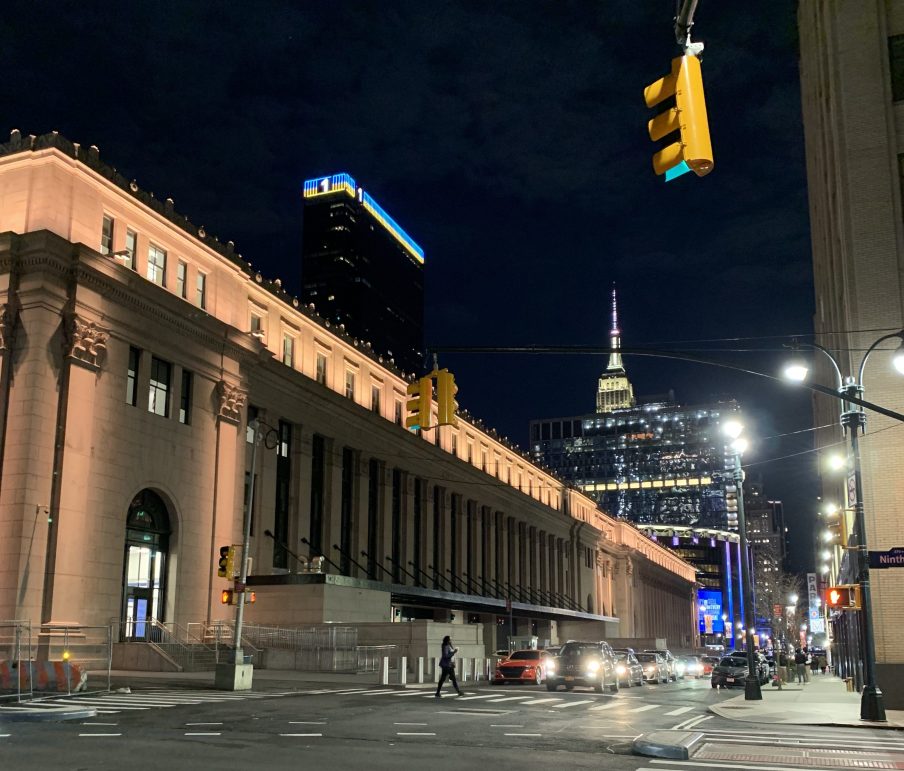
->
xmin=101 ymin=215 xmax=114 ymax=255
xmin=371 ymin=385 xmax=381 ymax=413
xmin=196 ymin=272 xmax=207 ymax=309
xmin=148 ymin=356 xmax=171 ymax=417
xmin=176 ymin=261 xmax=187 ymax=299
xmin=394 ymin=400 xmax=402 ymax=425
xmin=282 ymin=333 xmax=295 ymax=367
xmin=179 ymin=370 xmax=193 ymax=425
xmin=124 ymin=229 xmax=137 ymax=270
xmin=345 ymin=370 xmax=355 ymax=400
xmin=147 ymin=244 xmax=166 ymax=287
xmin=316 ymin=353 xmax=327 ymax=385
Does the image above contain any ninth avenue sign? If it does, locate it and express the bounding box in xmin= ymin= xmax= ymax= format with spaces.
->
xmin=869 ymin=547 xmax=904 ymax=569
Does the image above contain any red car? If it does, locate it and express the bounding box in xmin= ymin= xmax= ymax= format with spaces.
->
xmin=493 ymin=650 xmax=551 ymax=685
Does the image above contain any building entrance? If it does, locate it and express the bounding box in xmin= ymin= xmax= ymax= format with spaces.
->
xmin=121 ymin=490 xmax=171 ymax=641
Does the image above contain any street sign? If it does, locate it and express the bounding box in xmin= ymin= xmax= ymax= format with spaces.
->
xmin=847 ymin=471 xmax=857 ymax=509
xmin=869 ymin=547 xmax=904 ymax=569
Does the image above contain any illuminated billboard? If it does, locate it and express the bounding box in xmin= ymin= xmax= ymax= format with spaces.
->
xmin=698 ymin=588 xmax=724 ymax=633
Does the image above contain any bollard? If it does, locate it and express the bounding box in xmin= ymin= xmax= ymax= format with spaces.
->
xmin=380 ymin=656 xmax=389 ymax=686
xmin=475 ymin=657 xmax=482 ymax=681
xmin=461 ymin=658 xmax=470 ymax=683
xmin=417 ymin=657 xmax=424 ymax=684
xmin=434 ymin=657 xmax=441 ymax=682
xmin=399 ymin=656 xmax=407 ymax=686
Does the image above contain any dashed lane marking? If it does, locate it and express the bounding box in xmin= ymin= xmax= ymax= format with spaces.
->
xmin=487 ymin=696 xmax=534 ymax=703
xmin=184 ymin=732 xmax=221 ymax=737
xmin=505 ymin=733 xmax=541 ymax=737
xmin=520 ymin=698 xmax=563 ymax=706
xmin=78 ymin=733 xmax=122 ymax=737
xmin=279 ymin=733 xmax=323 ymax=737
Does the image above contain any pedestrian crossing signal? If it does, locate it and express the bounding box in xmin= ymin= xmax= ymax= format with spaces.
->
xmin=826 ymin=585 xmax=860 ymax=610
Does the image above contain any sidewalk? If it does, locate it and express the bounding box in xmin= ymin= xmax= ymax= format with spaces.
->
xmin=708 ymin=675 xmax=904 ymax=729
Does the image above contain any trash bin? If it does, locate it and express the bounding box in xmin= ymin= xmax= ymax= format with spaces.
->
xmin=845 ymin=677 xmax=854 ymax=692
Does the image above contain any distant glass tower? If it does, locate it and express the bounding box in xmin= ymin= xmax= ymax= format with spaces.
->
xmin=301 ymin=174 xmax=425 ymax=373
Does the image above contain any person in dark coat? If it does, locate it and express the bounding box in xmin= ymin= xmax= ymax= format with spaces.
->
xmin=435 ymin=635 xmax=463 ymax=697
xmin=794 ymin=648 xmax=807 ymax=683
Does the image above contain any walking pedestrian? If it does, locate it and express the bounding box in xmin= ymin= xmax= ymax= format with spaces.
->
xmin=819 ymin=652 xmax=828 ymax=675
xmin=810 ymin=652 xmax=820 ymax=676
xmin=794 ymin=648 xmax=807 ymax=684
xmin=435 ymin=635 xmax=463 ymax=697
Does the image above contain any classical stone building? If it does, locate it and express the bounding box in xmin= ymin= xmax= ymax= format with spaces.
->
xmin=799 ymin=0 xmax=904 ymax=705
xmin=0 ymin=131 xmax=696 ymax=660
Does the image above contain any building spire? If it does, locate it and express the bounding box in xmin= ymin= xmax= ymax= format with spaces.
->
xmin=607 ymin=284 xmax=624 ymax=372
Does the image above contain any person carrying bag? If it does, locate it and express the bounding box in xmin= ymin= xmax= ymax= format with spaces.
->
xmin=435 ymin=635 xmax=463 ymax=697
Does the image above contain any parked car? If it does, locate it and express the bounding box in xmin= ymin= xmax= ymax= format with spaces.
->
xmin=615 ymin=652 xmax=645 ymax=687
xmin=635 ymin=652 xmax=669 ymax=684
xmin=711 ymin=655 xmax=749 ymax=688
xmin=645 ymin=648 xmax=681 ymax=681
xmin=493 ymin=649 xmax=551 ymax=685
xmin=678 ymin=655 xmax=707 ymax=678
xmin=543 ymin=645 xmax=562 ymax=658
xmin=701 ymin=654 xmax=721 ymax=673
xmin=545 ymin=640 xmax=618 ymax=693
xmin=728 ymin=651 xmax=771 ymax=684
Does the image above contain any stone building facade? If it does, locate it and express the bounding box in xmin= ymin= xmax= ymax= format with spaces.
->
xmin=0 ymin=131 xmax=696 ymax=655
xmin=799 ymin=0 xmax=904 ymax=705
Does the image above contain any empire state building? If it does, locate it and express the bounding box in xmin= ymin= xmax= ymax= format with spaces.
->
xmin=596 ymin=287 xmax=636 ymax=413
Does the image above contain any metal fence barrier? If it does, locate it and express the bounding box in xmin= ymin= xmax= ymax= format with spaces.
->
xmin=0 ymin=620 xmax=112 ymax=701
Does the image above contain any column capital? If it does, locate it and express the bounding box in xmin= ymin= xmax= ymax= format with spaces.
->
xmin=216 ymin=380 xmax=248 ymax=424
xmin=0 ymin=303 xmax=17 ymax=352
xmin=65 ymin=313 xmax=109 ymax=371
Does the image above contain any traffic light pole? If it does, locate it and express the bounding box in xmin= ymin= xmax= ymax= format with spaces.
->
xmin=232 ymin=418 xmax=260 ymax=665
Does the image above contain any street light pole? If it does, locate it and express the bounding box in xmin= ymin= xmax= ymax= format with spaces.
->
xmin=733 ymin=447 xmax=762 ymax=701
xmin=232 ymin=418 xmax=260 ymax=666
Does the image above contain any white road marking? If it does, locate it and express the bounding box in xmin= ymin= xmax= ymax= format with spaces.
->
xmin=289 ymin=721 xmax=326 ymax=725
xmin=490 ymin=724 xmax=523 ymax=728
xmin=664 ymin=706 xmax=694 ymax=716
xmin=456 ymin=694 xmax=495 ymax=701
xmin=702 ymin=735 xmax=904 ymax=750
xmin=505 ymin=733 xmax=541 ymax=737
xmin=680 ymin=715 xmax=713 ymax=730
xmin=184 ymin=732 xmax=221 ymax=736
xmin=394 ymin=722 xmax=428 ymax=726
xmin=396 ymin=732 xmax=436 ymax=736
xmin=650 ymin=759 xmax=842 ymax=771
xmin=520 ymin=697 xmax=563 ymax=705
xmin=588 ymin=701 xmax=620 ymax=711
xmin=629 ymin=704 xmax=659 ymax=713
xmin=0 ymin=734 xmax=10 ymax=738
xmin=553 ymin=699 xmax=595 ymax=709
xmin=279 ymin=733 xmax=322 ymax=737
xmin=388 ymin=691 xmax=431 ymax=697
xmin=78 ymin=733 xmax=122 ymax=737
xmin=487 ymin=696 xmax=533 ymax=703
xmin=185 ymin=722 xmax=223 ymax=726
xmin=81 ymin=722 xmax=118 ymax=726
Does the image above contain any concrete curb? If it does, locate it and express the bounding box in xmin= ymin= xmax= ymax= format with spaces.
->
xmin=0 ymin=705 xmax=97 ymax=722
xmin=632 ymin=730 xmax=704 ymax=760
xmin=707 ymin=704 xmax=904 ymax=730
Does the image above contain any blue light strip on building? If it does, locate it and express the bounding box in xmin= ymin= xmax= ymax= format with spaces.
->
xmin=360 ymin=191 xmax=424 ymax=264
xmin=302 ymin=173 xmax=425 ymax=264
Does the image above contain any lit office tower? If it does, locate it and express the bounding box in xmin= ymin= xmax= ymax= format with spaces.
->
xmin=596 ymin=286 xmax=636 ymax=413
xmin=302 ymin=174 xmax=425 ymax=374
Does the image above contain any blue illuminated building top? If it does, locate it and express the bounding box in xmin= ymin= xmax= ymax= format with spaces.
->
xmin=303 ymin=173 xmax=425 ymax=264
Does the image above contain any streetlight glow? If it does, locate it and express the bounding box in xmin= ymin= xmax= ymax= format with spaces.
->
xmin=828 ymin=454 xmax=846 ymax=472
xmin=893 ymin=341 xmax=904 ymax=375
xmin=730 ymin=437 xmax=749 ymax=454
xmin=821 ymin=550 xmax=831 ymax=561
xmin=789 ymin=593 xmax=799 ymax=604
xmin=722 ymin=419 xmax=744 ymax=439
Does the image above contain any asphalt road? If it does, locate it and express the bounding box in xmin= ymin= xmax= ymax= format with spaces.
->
xmin=2 ymin=677 xmax=903 ymax=771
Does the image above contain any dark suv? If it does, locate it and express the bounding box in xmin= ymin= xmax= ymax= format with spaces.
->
xmin=546 ymin=640 xmax=618 ymax=693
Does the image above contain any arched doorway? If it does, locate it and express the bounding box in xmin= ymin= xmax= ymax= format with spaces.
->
xmin=121 ymin=490 xmax=171 ymax=641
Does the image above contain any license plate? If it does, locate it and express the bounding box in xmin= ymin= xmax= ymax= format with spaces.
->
xmin=726 ymin=677 xmax=735 ymax=682
xmin=565 ymin=676 xmax=574 ymax=682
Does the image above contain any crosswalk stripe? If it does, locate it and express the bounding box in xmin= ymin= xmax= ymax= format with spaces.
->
xmin=588 ymin=701 xmax=620 ymax=711
xmin=664 ymin=706 xmax=693 ymax=716
xmin=552 ymin=700 xmax=594 ymax=709
xmin=456 ymin=694 xmax=496 ymax=701
xmin=487 ymin=696 xmax=534 ymax=703
xmin=388 ymin=691 xmax=431 ymax=697
xmin=520 ymin=698 xmax=563 ymax=705
xmin=629 ymin=704 xmax=659 ymax=713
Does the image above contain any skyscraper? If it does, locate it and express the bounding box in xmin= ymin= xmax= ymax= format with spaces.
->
xmin=301 ymin=173 xmax=425 ymax=374
xmin=596 ymin=286 xmax=636 ymax=413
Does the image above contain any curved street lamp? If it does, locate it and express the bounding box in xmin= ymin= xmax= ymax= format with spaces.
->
xmin=781 ymin=331 xmax=904 ymax=722
xmin=722 ymin=419 xmax=762 ymax=701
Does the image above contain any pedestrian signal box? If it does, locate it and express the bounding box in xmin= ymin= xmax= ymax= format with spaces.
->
xmin=826 ymin=585 xmax=861 ymax=610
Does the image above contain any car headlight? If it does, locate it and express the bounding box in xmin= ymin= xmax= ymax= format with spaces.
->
xmin=586 ymin=660 xmax=600 ymax=673
xmin=645 ymin=666 xmax=655 ymax=673
xmin=616 ymin=665 xmax=626 ymax=675
xmin=546 ymin=661 xmax=556 ymax=674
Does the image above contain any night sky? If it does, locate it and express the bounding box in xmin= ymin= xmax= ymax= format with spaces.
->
xmin=2 ymin=1 xmax=818 ymax=570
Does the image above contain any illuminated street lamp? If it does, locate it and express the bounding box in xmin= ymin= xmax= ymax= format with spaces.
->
xmin=782 ymin=332 xmax=904 ymax=721
xmin=722 ymin=419 xmax=761 ymax=701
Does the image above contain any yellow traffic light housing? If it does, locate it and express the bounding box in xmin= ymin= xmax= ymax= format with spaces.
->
xmin=217 ymin=545 xmax=236 ymax=578
xmin=435 ymin=369 xmax=458 ymax=427
xmin=644 ymin=54 xmax=713 ymax=181
xmin=405 ymin=375 xmax=433 ymax=431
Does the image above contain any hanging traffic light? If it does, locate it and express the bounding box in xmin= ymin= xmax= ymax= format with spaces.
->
xmin=217 ymin=545 xmax=236 ymax=578
xmin=826 ymin=585 xmax=861 ymax=610
xmin=644 ymin=54 xmax=713 ymax=181
xmin=435 ymin=369 xmax=458 ymax=427
xmin=405 ymin=375 xmax=433 ymax=431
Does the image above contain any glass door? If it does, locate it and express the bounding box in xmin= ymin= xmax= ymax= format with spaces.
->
xmin=123 ymin=544 xmax=165 ymax=640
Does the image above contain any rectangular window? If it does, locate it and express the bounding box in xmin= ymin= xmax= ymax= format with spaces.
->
xmin=246 ymin=405 xmax=258 ymax=443
xmin=340 ymin=448 xmax=355 ymax=576
xmin=433 ymin=487 xmax=443 ymax=589
xmin=124 ymin=229 xmax=137 ymax=270
xmin=371 ymin=385 xmax=381 ymax=413
xmin=176 ymin=261 xmax=187 ymax=298
xmin=147 ymin=244 xmax=167 ymax=287
xmin=890 ymin=35 xmax=904 ymax=102
xmin=345 ymin=370 xmax=355 ymax=400
xmin=282 ymin=333 xmax=295 ymax=367
xmin=394 ymin=400 xmax=402 ymax=426
xmin=101 ymin=215 xmax=114 ymax=255
xmin=196 ymin=271 xmax=207 ymax=309
xmin=413 ymin=478 xmax=423 ymax=585
xmin=310 ymin=434 xmax=326 ymax=557
xmin=316 ymin=353 xmax=327 ymax=385
xmin=148 ymin=356 xmax=171 ymax=417
xmin=178 ymin=369 xmax=192 ymax=425
xmin=450 ymin=494 xmax=459 ymax=591
xmin=126 ymin=346 xmax=140 ymax=406
xmin=273 ymin=421 xmax=292 ymax=569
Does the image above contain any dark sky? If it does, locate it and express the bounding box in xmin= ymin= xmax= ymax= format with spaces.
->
xmin=2 ymin=0 xmax=818 ymax=570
